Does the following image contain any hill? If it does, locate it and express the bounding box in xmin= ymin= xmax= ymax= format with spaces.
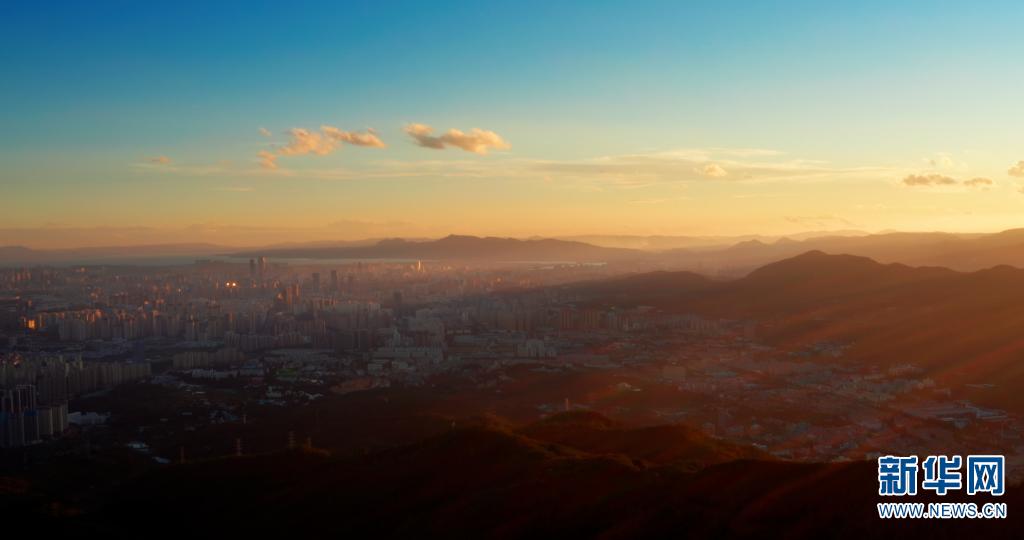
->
xmin=659 ymin=229 xmax=1024 ymax=273
xmin=29 ymin=424 xmax=1018 ymax=538
xmin=558 ymin=251 xmax=1024 ymax=413
xmin=520 ymin=411 xmax=769 ymax=470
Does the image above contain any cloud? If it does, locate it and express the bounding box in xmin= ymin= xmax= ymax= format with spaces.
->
xmin=963 ymin=177 xmax=993 ymax=188
xmin=321 ymin=125 xmax=385 ymax=148
xmin=289 ymin=148 xmax=893 ymax=187
xmin=325 ymin=218 xmax=418 ymax=237
xmin=148 ymin=156 xmax=172 ymax=165
xmin=157 ymin=144 xmax=893 ymax=190
xmin=404 ymin=124 xmax=445 ymax=149
xmin=926 ymin=154 xmax=956 ymax=169
xmin=523 ymin=151 xmax=889 ymax=186
xmin=698 ymin=163 xmax=728 ymax=178
xmin=628 ymin=195 xmax=691 ymax=205
xmin=903 ymin=173 xmax=994 ymax=189
xmin=785 ymin=215 xmax=858 ymax=228
xmin=902 ymin=174 xmax=957 ymax=186
xmin=1008 ymin=161 xmax=1024 ymax=177
xmin=259 ymin=127 xmax=272 ymax=137
xmin=259 ymin=125 xmax=385 ymax=170
xmin=405 ymin=123 xmax=510 ymax=154
xmin=258 ymin=150 xmax=278 ymax=170
xmin=279 ymin=128 xmax=336 ymax=156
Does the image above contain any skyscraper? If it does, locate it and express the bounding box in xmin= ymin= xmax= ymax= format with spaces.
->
xmin=257 ymin=257 xmax=267 ymax=284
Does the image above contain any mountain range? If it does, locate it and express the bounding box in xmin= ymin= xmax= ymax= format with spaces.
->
xmin=557 ymin=250 xmax=1024 ymax=414
xmin=225 ymin=234 xmax=644 ymax=262
xmin=6 ymin=229 xmax=1024 ymax=270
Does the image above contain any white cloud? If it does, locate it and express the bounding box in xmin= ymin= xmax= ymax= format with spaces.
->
xmin=698 ymin=163 xmax=728 ymax=177
xmin=405 ymin=123 xmax=510 ymax=154
xmin=926 ymin=154 xmax=956 ymax=169
xmin=259 ymin=127 xmax=272 ymax=137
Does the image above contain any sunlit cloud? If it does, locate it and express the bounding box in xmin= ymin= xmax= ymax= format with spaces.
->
xmin=785 ymin=215 xmax=858 ymax=228
xmin=526 ymin=150 xmax=891 ymax=186
xmin=1008 ymin=160 xmax=1024 ymax=178
xmin=258 ymin=127 xmax=272 ymax=137
xmin=279 ymin=128 xmax=336 ymax=156
xmin=404 ymin=124 xmax=444 ymax=150
xmin=903 ymin=174 xmax=993 ymax=189
xmin=321 ymin=125 xmax=385 ymax=148
xmin=923 ymin=153 xmax=966 ymax=170
xmin=405 ymin=123 xmax=510 ymax=154
xmin=148 ymin=156 xmax=172 ymax=165
xmin=628 ymin=195 xmax=691 ymax=205
xmin=698 ymin=163 xmax=728 ymax=178
xmin=258 ymin=125 xmax=385 ymax=170
xmin=258 ymin=150 xmax=278 ymax=170
xmin=902 ymin=174 xmax=957 ymax=187
xmin=272 ymin=148 xmax=898 ymax=189
xmin=963 ymin=177 xmax=994 ymax=188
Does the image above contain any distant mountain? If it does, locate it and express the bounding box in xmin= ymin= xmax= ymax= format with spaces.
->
xmin=660 ymin=229 xmax=1024 ymax=273
xmin=560 ymin=230 xmax=871 ymax=251
xmin=558 ymin=250 xmax=1024 ymax=414
xmin=8 ymin=228 xmax=1024 ymax=269
xmin=227 ymin=234 xmax=645 ymax=262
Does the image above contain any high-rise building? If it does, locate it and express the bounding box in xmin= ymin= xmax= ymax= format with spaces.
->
xmin=257 ymin=256 xmax=267 ymax=283
xmin=0 ymin=385 xmax=38 ymax=448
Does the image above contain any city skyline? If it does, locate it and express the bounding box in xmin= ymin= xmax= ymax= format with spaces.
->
xmin=4 ymin=1 xmax=1024 ymax=247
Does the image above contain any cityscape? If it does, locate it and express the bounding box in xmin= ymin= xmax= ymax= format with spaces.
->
xmin=2 ymin=256 xmax=1020 ymax=467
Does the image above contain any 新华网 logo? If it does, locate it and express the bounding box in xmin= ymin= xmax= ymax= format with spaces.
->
xmin=879 ymin=454 xmax=1004 ymax=496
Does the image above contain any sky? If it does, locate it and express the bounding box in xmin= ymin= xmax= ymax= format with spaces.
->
xmin=3 ymin=0 xmax=1024 ymax=248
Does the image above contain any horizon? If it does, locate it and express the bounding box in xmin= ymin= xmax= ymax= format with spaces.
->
xmin=1 ymin=225 xmax=1019 ymax=251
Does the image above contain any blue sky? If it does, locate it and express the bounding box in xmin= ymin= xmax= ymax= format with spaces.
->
xmin=3 ymin=1 xmax=1024 ymax=246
